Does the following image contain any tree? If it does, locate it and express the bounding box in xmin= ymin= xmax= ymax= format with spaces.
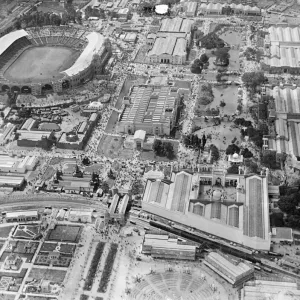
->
xmin=101 ymin=181 xmax=110 ymax=194
xmin=190 ymin=59 xmax=203 ymax=74
xmin=131 ymin=179 xmax=144 ymax=195
xmin=200 ymin=32 xmax=225 ymax=49
xmin=199 ymin=53 xmax=209 ymax=64
xmin=225 ymin=144 xmax=240 ymax=155
xmin=241 ymin=148 xmax=253 ymax=158
xmin=214 ymin=48 xmax=230 ymax=66
xmin=278 ymin=193 xmax=300 ymax=214
xmin=227 ymin=164 xmax=239 ymax=174
xmin=162 ymin=142 xmax=174 ymax=159
xmin=210 ymin=144 xmax=219 ymax=163
xmin=241 ymin=72 xmax=265 ymax=91
xmin=261 ymin=150 xmax=279 ymax=169
xmin=153 ymin=139 xmax=163 ymax=155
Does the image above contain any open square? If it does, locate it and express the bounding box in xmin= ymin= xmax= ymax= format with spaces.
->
xmin=4 ymin=46 xmax=79 ymax=83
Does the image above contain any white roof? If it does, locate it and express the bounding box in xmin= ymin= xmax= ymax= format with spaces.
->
xmin=6 ymin=210 xmax=38 ymax=218
xmin=134 ymin=130 xmax=146 ymax=141
xmin=69 ymin=210 xmax=92 ymax=217
xmin=62 ymin=32 xmax=105 ymax=77
xmin=0 ymin=30 xmax=28 ymax=56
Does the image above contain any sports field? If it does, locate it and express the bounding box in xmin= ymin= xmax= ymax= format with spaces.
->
xmin=4 ymin=46 xmax=79 ymax=83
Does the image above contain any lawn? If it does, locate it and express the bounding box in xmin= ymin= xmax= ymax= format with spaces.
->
xmin=47 ymin=225 xmax=82 ymax=242
xmin=0 ymin=294 xmax=15 ymax=300
xmin=0 ymin=268 xmax=28 ymax=278
xmin=0 ymin=225 xmax=14 ymax=238
xmin=40 ymin=242 xmax=57 ymax=252
xmin=13 ymin=225 xmax=40 ymax=239
xmin=27 ymin=268 xmax=66 ymax=283
xmin=4 ymin=46 xmax=79 ymax=83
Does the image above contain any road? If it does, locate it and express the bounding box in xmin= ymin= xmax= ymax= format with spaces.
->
xmin=0 ymin=195 xmax=105 ymax=210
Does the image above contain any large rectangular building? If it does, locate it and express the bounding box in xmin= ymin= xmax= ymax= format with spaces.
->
xmin=146 ymin=17 xmax=193 ymax=65
xmin=204 ymin=252 xmax=254 ymax=287
xmin=16 ymin=130 xmax=55 ymax=149
xmin=263 ymin=86 xmax=300 ymax=162
xmin=263 ymin=26 xmax=300 ymax=74
xmin=241 ymin=280 xmax=300 ymax=300
xmin=0 ymin=154 xmax=37 ymax=173
xmin=142 ymin=233 xmax=197 ymax=260
xmin=142 ymin=170 xmax=271 ymax=250
xmin=117 ymin=85 xmax=179 ymax=136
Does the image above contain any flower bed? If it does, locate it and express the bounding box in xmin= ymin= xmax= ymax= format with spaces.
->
xmin=98 ymin=243 xmax=118 ymax=293
xmin=83 ymin=242 xmax=105 ymax=291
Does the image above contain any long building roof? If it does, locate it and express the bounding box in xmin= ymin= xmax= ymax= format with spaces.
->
xmin=17 ymin=130 xmax=53 ymax=141
xmin=272 ymin=86 xmax=300 ymax=113
xmin=0 ymin=29 xmax=28 ymax=56
xmin=159 ymin=17 xmax=193 ymax=34
xmin=62 ymin=32 xmax=105 ymax=76
xmin=120 ymin=85 xmax=177 ymax=125
xmin=206 ymin=252 xmax=253 ymax=278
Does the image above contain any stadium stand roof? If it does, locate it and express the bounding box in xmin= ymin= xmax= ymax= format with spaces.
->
xmin=62 ymin=32 xmax=105 ymax=76
xmin=0 ymin=29 xmax=28 ymax=56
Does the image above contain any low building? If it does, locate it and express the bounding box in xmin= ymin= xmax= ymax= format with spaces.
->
xmin=124 ymin=32 xmax=137 ymax=43
xmin=6 ymin=210 xmax=38 ymax=222
xmin=4 ymin=253 xmax=23 ymax=270
xmin=142 ymin=234 xmax=197 ymax=260
xmin=49 ymin=174 xmax=93 ymax=194
xmin=241 ymin=279 xmax=300 ymax=300
xmin=0 ymin=123 xmax=16 ymax=145
xmin=16 ymin=130 xmax=55 ymax=149
xmin=56 ymin=113 xmax=100 ymax=150
xmin=271 ymin=227 xmax=293 ymax=243
xmin=204 ymin=252 xmax=254 ymax=287
xmin=185 ymin=2 xmax=198 ymax=17
xmin=228 ymin=153 xmax=243 ymax=165
xmin=0 ymin=175 xmax=26 ymax=190
xmin=0 ymin=154 xmax=37 ymax=173
xmin=133 ymin=130 xmax=146 ymax=150
xmin=68 ymin=210 xmax=93 ymax=223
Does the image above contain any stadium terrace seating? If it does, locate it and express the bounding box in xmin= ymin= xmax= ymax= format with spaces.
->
xmin=0 ymin=37 xmax=32 ymax=70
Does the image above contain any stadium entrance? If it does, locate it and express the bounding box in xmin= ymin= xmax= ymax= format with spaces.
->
xmin=21 ymin=86 xmax=31 ymax=94
xmin=41 ymin=83 xmax=53 ymax=94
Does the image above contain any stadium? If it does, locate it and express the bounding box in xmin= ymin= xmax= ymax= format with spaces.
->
xmin=0 ymin=26 xmax=112 ymax=95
